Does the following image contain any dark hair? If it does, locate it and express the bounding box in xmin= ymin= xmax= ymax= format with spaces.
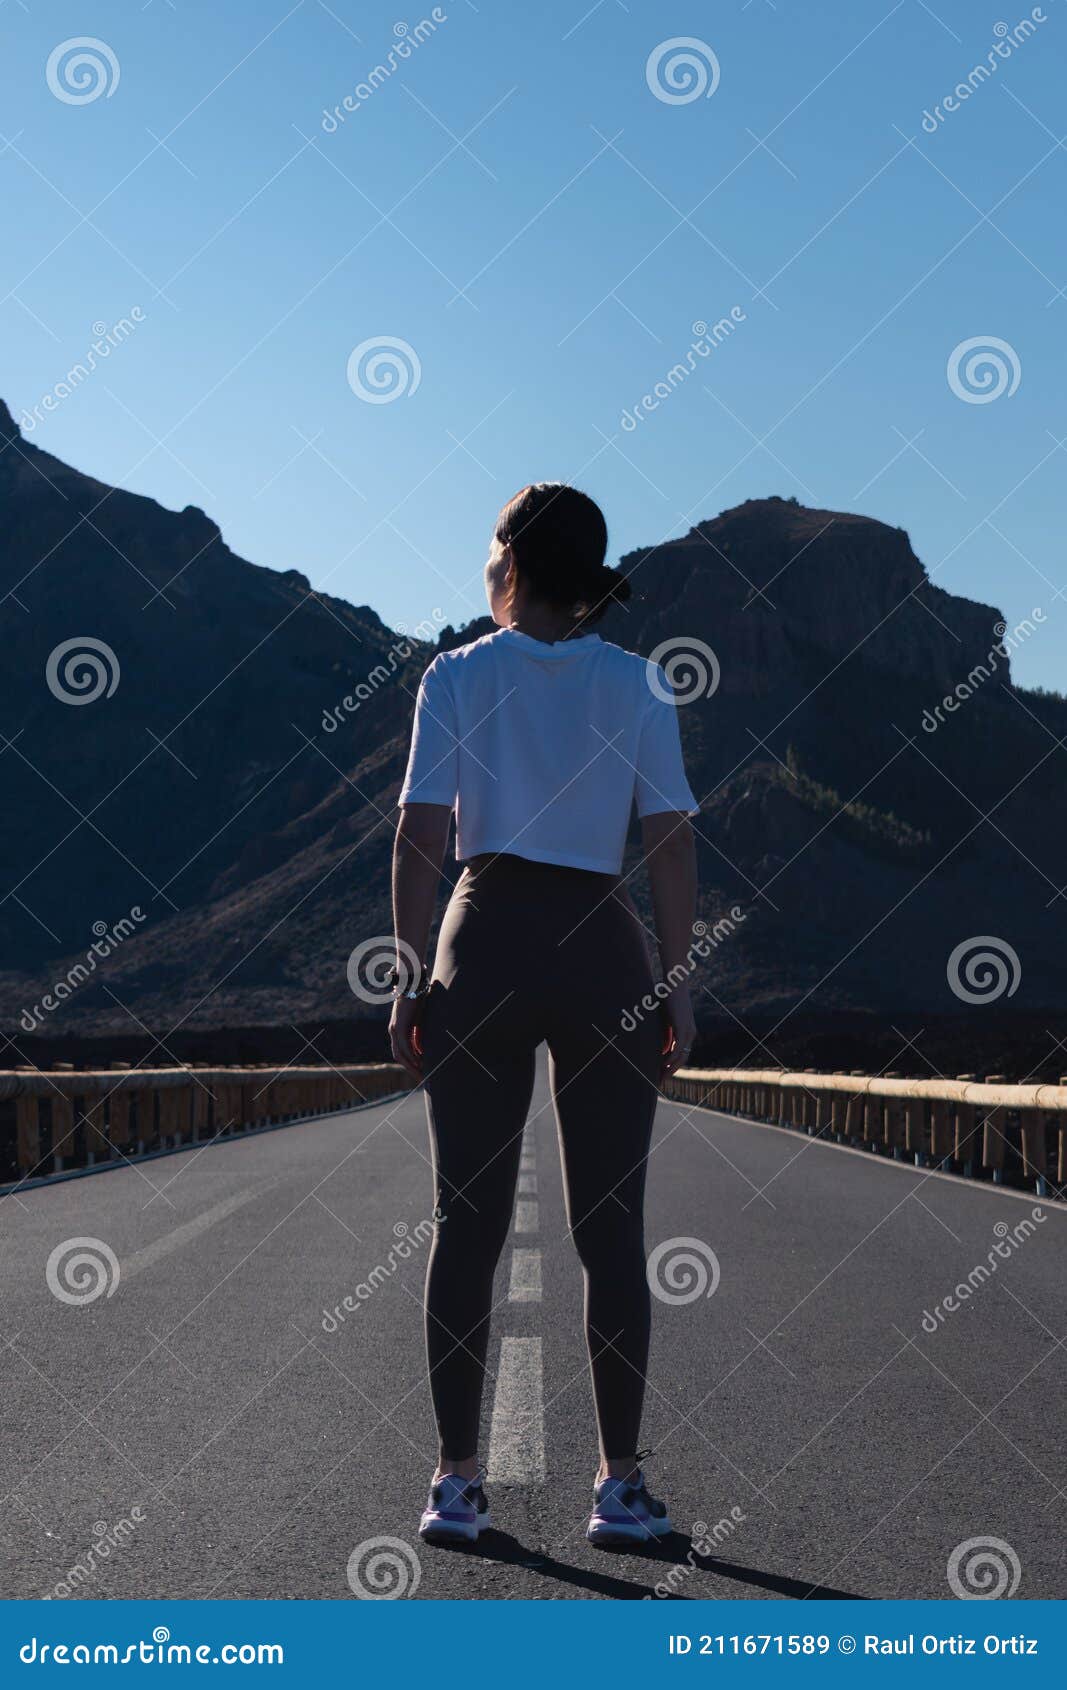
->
xmin=494 ymin=483 xmax=631 ymax=626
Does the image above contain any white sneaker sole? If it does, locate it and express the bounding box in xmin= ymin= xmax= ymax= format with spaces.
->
xmin=419 ymin=1508 xmax=491 ymax=1545
xmin=587 ymin=1513 xmax=673 ymax=1546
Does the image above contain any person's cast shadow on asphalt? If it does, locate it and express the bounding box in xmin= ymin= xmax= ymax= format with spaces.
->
xmin=426 ymin=1526 xmax=866 ymax=1601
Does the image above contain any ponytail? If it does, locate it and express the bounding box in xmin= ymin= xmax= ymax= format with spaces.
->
xmin=495 ymin=483 xmax=630 ymax=626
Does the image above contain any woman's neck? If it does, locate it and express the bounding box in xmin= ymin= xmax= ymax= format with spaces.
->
xmin=507 ymin=606 xmax=583 ymax=645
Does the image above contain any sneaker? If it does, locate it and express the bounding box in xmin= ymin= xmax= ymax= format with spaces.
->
xmin=586 ymin=1469 xmax=673 ymax=1546
xmin=419 ymin=1473 xmax=491 ymax=1545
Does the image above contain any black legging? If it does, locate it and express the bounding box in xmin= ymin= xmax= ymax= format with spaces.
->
xmin=420 ymin=853 xmax=662 ymax=1461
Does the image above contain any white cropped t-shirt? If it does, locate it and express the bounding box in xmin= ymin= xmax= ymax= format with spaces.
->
xmin=398 ymin=628 xmax=699 ymax=874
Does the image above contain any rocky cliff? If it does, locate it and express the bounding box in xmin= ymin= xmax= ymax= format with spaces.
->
xmin=2 ymin=405 xmax=1064 ymax=1059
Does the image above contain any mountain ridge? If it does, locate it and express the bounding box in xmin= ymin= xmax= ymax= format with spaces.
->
xmin=2 ymin=401 xmax=1064 ymax=1057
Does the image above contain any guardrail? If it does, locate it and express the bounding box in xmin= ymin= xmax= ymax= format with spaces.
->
xmin=0 ymin=1063 xmax=409 ymax=1188
xmin=665 ymin=1068 xmax=1066 ymax=1199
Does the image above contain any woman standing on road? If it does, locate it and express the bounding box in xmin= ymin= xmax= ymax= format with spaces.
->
xmin=389 ymin=483 xmax=699 ymax=1549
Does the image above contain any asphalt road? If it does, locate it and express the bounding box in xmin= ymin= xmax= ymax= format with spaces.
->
xmin=2 ymin=1052 xmax=1064 ymax=1602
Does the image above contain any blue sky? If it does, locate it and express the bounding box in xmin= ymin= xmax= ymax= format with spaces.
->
xmin=5 ymin=0 xmax=1066 ymax=685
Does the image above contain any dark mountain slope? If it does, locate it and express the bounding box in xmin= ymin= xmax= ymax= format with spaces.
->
xmin=2 ymin=406 xmax=1065 ymax=1056
xmin=0 ymin=399 xmax=428 ymax=984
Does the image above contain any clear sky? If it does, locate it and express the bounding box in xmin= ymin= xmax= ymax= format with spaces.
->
xmin=5 ymin=0 xmax=1065 ymax=686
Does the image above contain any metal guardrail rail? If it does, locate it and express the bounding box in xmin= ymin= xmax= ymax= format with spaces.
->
xmin=0 ymin=1063 xmax=409 ymax=1186
xmin=665 ymin=1068 xmax=1067 ymax=1198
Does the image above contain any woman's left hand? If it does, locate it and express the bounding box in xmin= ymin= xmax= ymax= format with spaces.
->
xmin=660 ymin=985 xmax=697 ymax=1083
xmin=389 ymin=994 xmax=424 ymax=1081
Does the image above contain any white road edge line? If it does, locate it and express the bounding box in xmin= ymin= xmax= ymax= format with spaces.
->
xmin=122 ymin=1183 xmax=274 ymax=1281
xmin=666 ymin=1099 xmax=1067 ymax=1214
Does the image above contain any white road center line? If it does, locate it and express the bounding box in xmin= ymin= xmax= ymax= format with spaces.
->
xmin=487 ymin=1336 xmax=546 ymax=1483
xmin=507 ymin=1248 xmax=542 ymax=1303
xmin=122 ymin=1184 xmax=272 ymax=1282
xmin=514 ymin=1199 xmax=538 ymax=1233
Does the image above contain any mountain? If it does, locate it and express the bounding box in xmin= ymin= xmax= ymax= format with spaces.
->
xmin=3 ymin=400 xmax=1066 ymax=1070
xmin=0 ymin=399 xmax=433 ymax=1043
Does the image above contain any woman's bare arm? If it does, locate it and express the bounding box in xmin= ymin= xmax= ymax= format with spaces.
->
xmin=389 ymin=802 xmax=452 ymax=1077
xmin=640 ymin=810 xmax=698 ymax=1079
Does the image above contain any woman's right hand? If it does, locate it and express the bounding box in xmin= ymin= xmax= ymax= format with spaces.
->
xmin=389 ymin=993 xmax=424 ymax=1083
xmin=660 ymin=985 xmax=696 ymax=1082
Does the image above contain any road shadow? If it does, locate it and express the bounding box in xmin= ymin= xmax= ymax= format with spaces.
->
xmin=428 ymin=1528 xmax=685 ymax=1599
xmin=424 ymin=1528 xmax=865 ymax=1601
xmin=596 ymin=1532 xmax=867 ymax=1600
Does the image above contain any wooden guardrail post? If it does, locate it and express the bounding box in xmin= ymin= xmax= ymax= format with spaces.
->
xmin=661 ymin=1066 xmax=1067 ymax=1200
xmin=134 ymin=1081 xmax=155 ymax=1154
xmin=880 ymin=1075 xmax=905 ymax=1158
xmin=190 ymin=1066 xmax=211 ymax=1142
xmin=953 ymin=1075 xmax=977 ymax=1175
xmin=217 ymin=1080 xmax=241 ymax=1136
xmin=84 ymin=1091 xmax=108 ymax=1166
xmin=829 ymin=1074 xmax=845 ymax=1141
xmin=982 ymin=1076 xmax=1008 ymax=1184
xmin=0 ymin=1064 xmax=409 ymax=1189
xmin=1020 ymin=1109 xmax=1049 ymax=1198
xmin=929 ymin=1096 xmax=952 ymax=1168
xmin=904 ymin=1096 xmax=928 ymax=1166
xmin=50 ymin=1063 xmax=75 ymax=1172
xmin=104 ymin=1062 xmax=131 ymax=1162
xmin=158 ymin=1082 xmax=180 ymax=1149
xmin=861 ymin=1087 xmax=878 ymax=1148
xmin=107 ymin=1093 xmax=131 ymax=1159
xmin=845 ymin=1073 xmax=865 ymax=1144
xmin=801 ymin=1073 xmax=816 ymax=1135
xmin=15 ymin=1091 xmax=40 ymax=1178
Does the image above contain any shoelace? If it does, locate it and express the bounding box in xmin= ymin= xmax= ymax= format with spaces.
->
xmin=628 ymin=1449 xmax=654 ymax=1501
xmin=627 ymin=1452 xmax=667 ymax=1514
